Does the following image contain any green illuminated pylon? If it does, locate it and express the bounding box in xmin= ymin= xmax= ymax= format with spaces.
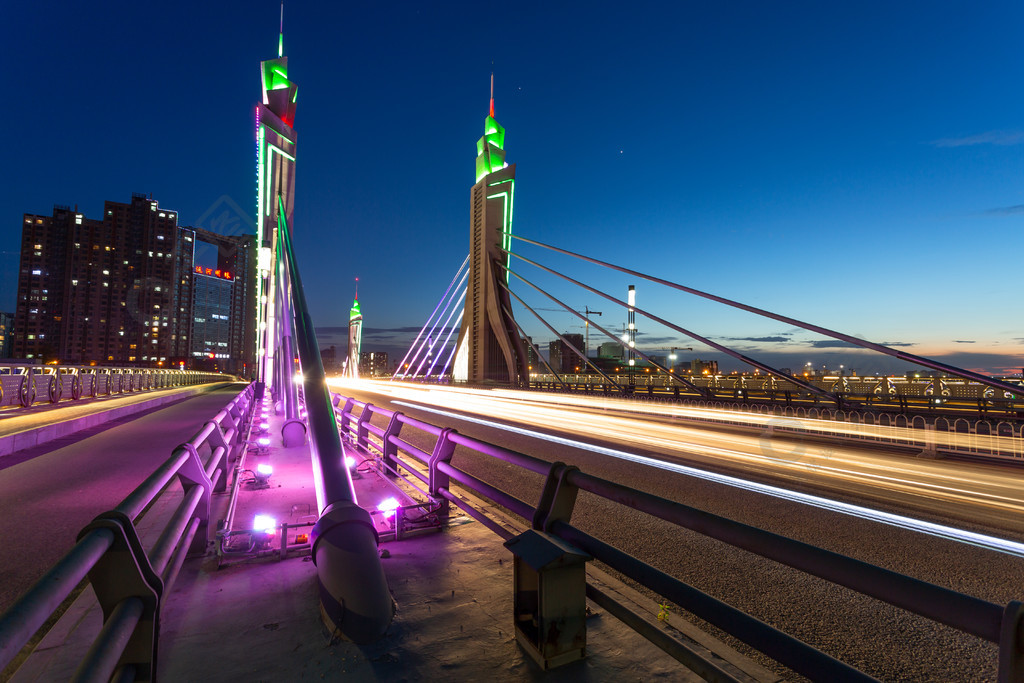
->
xmin=475 ymin=75 xmax=507 ymax=182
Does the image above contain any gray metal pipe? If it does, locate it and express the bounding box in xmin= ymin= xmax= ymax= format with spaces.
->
xmin=276 ymin=197 xmax=392 ymax=641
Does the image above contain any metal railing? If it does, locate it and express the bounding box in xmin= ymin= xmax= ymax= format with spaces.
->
xmin=0 ymin=362 xmax=233 ymax=410
xmin=333 ymin=393 xmax=1023 ymax=682
xmin=523 ymin=375 xmax=1024 ymax=420
xmin=0 ymin=384 xmax=255 ymax=681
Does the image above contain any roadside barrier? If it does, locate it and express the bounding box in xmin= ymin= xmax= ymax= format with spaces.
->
xmin=0 ymin=384 xmax=255 ymax=680
xmin=334 ymin=392 xmax=1023 ymax=682
xmin=0 ymin=363 xmax=233 ymax=410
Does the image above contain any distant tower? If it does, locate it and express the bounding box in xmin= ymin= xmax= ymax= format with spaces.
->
xmin=255 ymin=2 xmax=298 ymax=388
xmin=347 ymin=281 xmax=362 ymax=378
xmin=453 ymin=76 xmax=528 ymax=386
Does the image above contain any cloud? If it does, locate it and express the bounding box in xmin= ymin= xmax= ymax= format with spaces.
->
xmin=879 ymin=341 xmax=916 ymax=348
xmin=953 ymin=340 xmax=976 ymax=344
xmin=809 ymin=340 xmax=861 ymax=348
xmin=984 ymin=204 xmax=1024 ymax=216
xmin=632 ymin=334 xmax=683 ymax=344
xmin=931 ymin=130 xmax=1024 ymax=147
xmin=726 ymin=336 xmax=790 ymax=343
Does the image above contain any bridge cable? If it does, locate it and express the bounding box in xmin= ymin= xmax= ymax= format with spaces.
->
xmin=392 ymin=254 xmax=469 ymax=380
xmin=394 ymin=257 xmax=469 ymax=380
xmin=498 ymin=266 xmax=702 ymax=395
xmin=497 ymin=279 xmax=622 ymax=391
xmin=435 ymin=308 xmax=466 ymax=379
xmin=498 ymin=301 xmax=568 ymax=390
xmin=403 ymin=277 xmax=467 ymax=379
xmin=426 ymin=306 xmax=465 ymax=379
xmin=412 ymin=286 xmax=467 ymax=378
xmin=500 ymin=251 xmax=836 ymax=403
xmin=508 ymin=234 xmax=1023 ymax=398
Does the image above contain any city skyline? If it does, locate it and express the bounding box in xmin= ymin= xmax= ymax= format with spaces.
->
xmin=4 ymin=1 xmax=1022 ymax=375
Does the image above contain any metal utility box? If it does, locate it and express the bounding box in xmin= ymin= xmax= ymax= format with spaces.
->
xmin=503 ymin=529 xmax=592 ymax=669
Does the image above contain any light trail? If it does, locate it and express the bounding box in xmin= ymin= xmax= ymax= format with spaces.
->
xmin=391 ymin=398 xmax=1024 ymax=559
xmin=344 ymin=381 xmax=1021 ymax=509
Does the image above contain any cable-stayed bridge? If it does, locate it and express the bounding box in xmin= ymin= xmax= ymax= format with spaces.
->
xmin=2 ymin=14 xmax=1024 ymax=683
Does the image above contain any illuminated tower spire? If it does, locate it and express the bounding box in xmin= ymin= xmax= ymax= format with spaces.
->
xmin=261 ymin=4 xmax=297 ymax=128
xmin=475 ymin=75 xmax=507 ymax=183
xmin=454 ymin=75 xmax=527 ymax=386
xmin=278 ymin=2 xmax=284 ymax=57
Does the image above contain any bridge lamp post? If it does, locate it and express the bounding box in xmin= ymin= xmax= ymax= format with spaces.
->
xmin=627 ymin=285 xmax=636 ymax=388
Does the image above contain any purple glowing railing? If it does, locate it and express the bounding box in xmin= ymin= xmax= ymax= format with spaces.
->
xmin=333 ymin=392 xmax=1023 ymax=683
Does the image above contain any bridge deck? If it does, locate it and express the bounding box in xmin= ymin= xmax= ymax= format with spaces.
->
xmin=0 ymin=383 xmax=236 ymax=458
xmin=5 ymin=388 xmax=777 ymax=681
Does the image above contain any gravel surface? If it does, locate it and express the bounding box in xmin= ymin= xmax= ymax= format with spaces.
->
xmin=341 ymin=386 xmax=1024 ymax=682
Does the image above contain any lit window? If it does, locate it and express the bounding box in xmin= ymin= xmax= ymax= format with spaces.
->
xmin=31 ymin=269 xmax=41 ymax=275
xmin=33 ymin=244 xmax=41 ymax=249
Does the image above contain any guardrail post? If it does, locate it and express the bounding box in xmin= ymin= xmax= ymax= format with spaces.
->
xmin=20 ymin=370 xmax=36 ymax=407
xmin=355 ymin=404 xmax=373 ymax=452
xmin=532 ymin=462 xmax=580 ymax=533
xmin=428 ymin=428 xmax=457 ymax=516
xmin=202 ymin=421 xmax=231 ymax=494
xmin=75 ymin=511 xmax=163 ymax=681
xmin=337 ymin=397 xmax=355 ymax=442
xmin=176 ymin=443 xmax=213 ymax=556
xmin=381 ymin=412 xmax=404 ymax=475
xmin=999 ymin=600 xmax=1024 ymax=682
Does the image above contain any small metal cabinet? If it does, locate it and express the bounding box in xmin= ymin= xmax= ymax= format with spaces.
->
xmin=503 ymin=529 xmax=592 ymax=669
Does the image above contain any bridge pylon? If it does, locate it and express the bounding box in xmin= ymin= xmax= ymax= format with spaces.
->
xmin=453 ymin=77 xmax=528 ymax=387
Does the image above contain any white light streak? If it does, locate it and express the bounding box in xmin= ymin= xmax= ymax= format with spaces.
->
xmin=393 ymin=399 xmax=1024 ymax=559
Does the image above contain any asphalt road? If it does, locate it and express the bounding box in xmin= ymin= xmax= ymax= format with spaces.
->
xmin=332 ymin=380 xmax=1024 ymax=682
xmin=0 ymin=385 xmax=246 ymax=615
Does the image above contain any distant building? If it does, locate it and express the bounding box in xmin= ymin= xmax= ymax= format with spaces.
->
xmin=359 ymin=351 xmax=389 ymax=377
xmin=549 ymin=333 xmax=585 ymax=374
xmin=522 ymin=337 xmax=538 ymax=372
xmin=691 ymin=358 xmax=719 ymax=375
xmin=13 ymin=195 xmax=255 ymax=372
xmin=321 ymin=345 xmax=338 ymax=372
xmin=188 ymin=226 xmax=256 ymax=375
xmin=0 ymin=312 xmax=12 ymax=358
xmin=597 ymin=341 xmax=624 ymax=360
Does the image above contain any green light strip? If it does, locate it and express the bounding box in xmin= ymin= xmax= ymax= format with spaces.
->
xmin=486 ymin=184 xmax=515 ymax=283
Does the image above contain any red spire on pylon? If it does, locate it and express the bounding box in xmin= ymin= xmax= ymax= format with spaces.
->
xmin=489 ymin=73 xmax=495 ymax=118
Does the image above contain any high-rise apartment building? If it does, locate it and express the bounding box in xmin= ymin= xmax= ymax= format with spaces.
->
xmin=188 ymin=227 xmax=256 ymax=374
xmin=549 ymin=333 xmax=585 ymax=374
xmin=13 ymin=195 xmax=255 ymax=372
xmin=0 ymin=311 xmax=12 ymax=358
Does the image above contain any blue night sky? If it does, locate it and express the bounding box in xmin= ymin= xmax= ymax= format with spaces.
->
xmin=4 ymin=1 xmax=1023 ymax=375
